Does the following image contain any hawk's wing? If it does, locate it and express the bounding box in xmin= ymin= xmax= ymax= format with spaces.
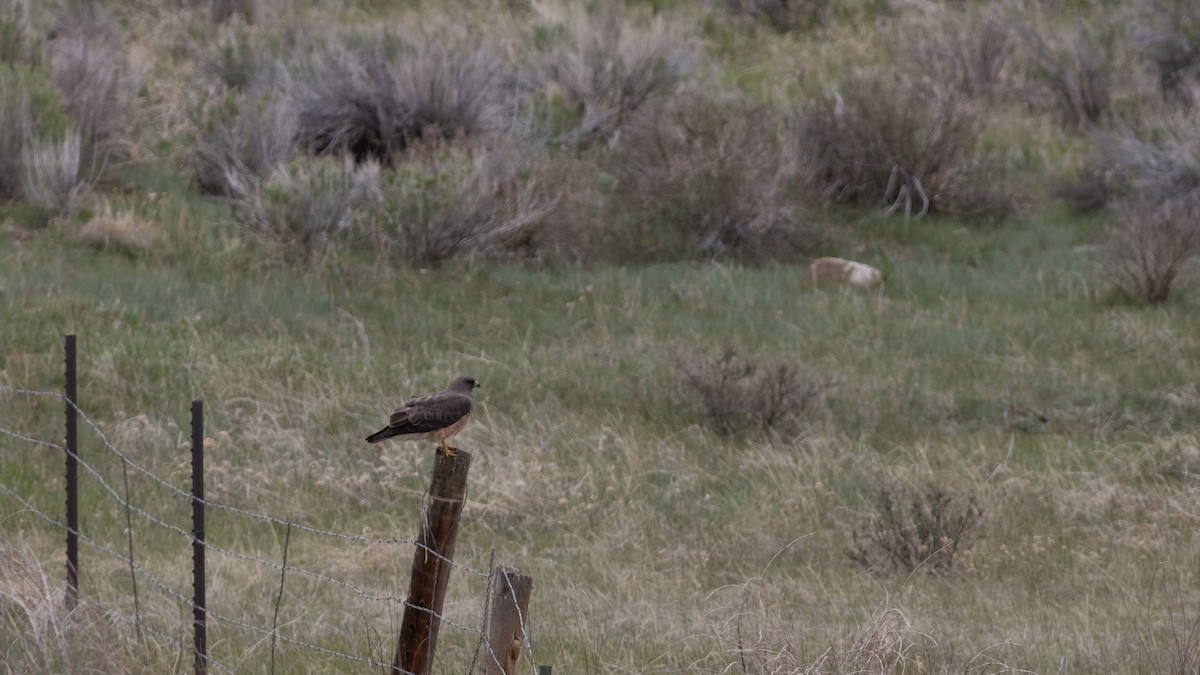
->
xmin=388 ymin=391 xmax=472 ymax=434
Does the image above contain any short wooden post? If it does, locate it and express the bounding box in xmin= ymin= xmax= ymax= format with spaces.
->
xmin=480 ymin=567 xmax=533 ymax=675
xmin=393 ymin=448 xmax=472 ymax=675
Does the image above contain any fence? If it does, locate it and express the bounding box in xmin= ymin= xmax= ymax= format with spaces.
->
xmin=0 ymin=335 xmax=541 ymax=674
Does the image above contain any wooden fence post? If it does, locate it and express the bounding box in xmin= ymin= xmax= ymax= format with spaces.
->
xmin=480 ymin=567 xmax=533 ymax=675
xmin=393 ymin=448 xmax=472 ymax=675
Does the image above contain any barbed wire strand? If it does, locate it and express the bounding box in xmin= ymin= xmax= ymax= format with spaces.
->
xmin=468 ymin=547 xmax=497 ymax=675
xmin=0 ymin=386 xmax=489 ymax=578
xmin=104 ymin=607 xmax=237 ymax=675
xmin=117 ymin=455 xmax=144 ymax=643
xmin=269 ymin=522 xmax=292 ymax=675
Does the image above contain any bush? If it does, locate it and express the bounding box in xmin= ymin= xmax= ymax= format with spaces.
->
xmin=233 ymin=155 xmax=381 ymax=251
xmin=604 ymin=93 xmax=814 ymax=262
xmin=1102 ymin=195 xmax=1200 ymax=304
xmin=21 ymin=130 xmax=91 ymax=219
xmin=847 ymin=482 xmax=983 ymax=574
xmin=796 ymin=74 xmax=1014 ymax=218
xmin=47 ymin=27 xmax=141 ymax=169
xmin=1130 ymin=0 xmax=1200 ymax=106
xmin=721 ymin=0 xmax=827 ymax=33
xmin=1021 ymin=22 xmax=1113 ymax=130
xmin=0 ymin=65 xmax=72 ymax=201
xmin=906 ymin=7 xmax=1020 ymax=100
xmin=0 ymin=1 xmax=39 ymax=66
xmin=372 ymin=140 xmax=562 ymax=266
xmin=534 ymin=6 xmax=690 ymax=149
xmin=193 ymin=92 xmax=298 ymax=197
xmin=292 ymin=32 xmax=507 ymax=162
xmin=672 ymin=346 xmax=834 ymax=437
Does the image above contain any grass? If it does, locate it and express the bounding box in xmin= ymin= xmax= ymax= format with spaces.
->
xmin=2 ymin=0 xmax=1200 ymax=672
xmin=3 ymin=208 xmax=1200 ymax=672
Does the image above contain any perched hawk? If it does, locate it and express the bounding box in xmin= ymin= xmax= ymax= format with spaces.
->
xmin=365 ymin=376 xmax=479 ymax=456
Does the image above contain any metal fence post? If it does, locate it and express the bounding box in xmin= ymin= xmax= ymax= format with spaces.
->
xmin=191 ymin=401 xmax=207 ymax=675
xmin=64 ymin=333 xmax=79 ymax=609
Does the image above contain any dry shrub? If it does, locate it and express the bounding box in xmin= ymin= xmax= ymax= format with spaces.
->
xmin=21 ymin=130 xmax=91 ymax=218
xmin=0 ymin=65 xmax=71 ymax=201
xmin=79 ymin=203 xmax=161 ymax=254
xmin=292 ymin=32 xmax=509 ymax=163
xmin=1102 ymin=195 xmax=1200 ymax=304
xmin=202 ymin=25 xmax=277 ymax=92
xmin=605 ymin=93 xmax=813 ymax=263
xmin=234 ymin=155 xmax=382 ymax=251
xmin=797 ymin=74 xmax=1014 ymax=218
xmin=847 ymin=482 xmax=983 ymax=575
xmin=671 ymin=346 xmax=833 ymax=438
xmin=721 ymin=0 xmax=828 ymax=33
xmin=906 ymin=6 xmax=1020 ymax=100
xmin=47 ymin=23 xmax=142 ymax=168
xmin=372 ymin=139 xmax=563 ymax=266
xmin=193 ymin=92 xmax=298 ymax=197
xmin=534 ymin=5 xmax=691 ymax=149
xmin=1021 ymin=21 xmax=1113 ymax=131
xmin=0 ymin=0 xmax=39 ymax=66
xmin=1130 ymin=0 xmax=1200 ymax=106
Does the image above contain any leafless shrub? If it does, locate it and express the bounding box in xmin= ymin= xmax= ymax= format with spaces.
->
xmin=722 ymin=0 xmax=827 ymax=33
xmin=907 ymin=7 xmax=1020 ymax=99
xmin=1130 ymin=0 xmax=1200 ymax=106
xmin=0 ymin=69 xmax=31 ymax=200
xmin=1054 ymin=155 xmax=1119 ymax=214
xmin=202 ymin=26 xmax=276 ymax=92
xmin=1134 ymin=563 xmax=1200 ymax=674
xmin=1102 ymin=195 xmax=1200 ymax=304
xmin=193 ymin=92 xmax=298 ymax=197
xmin=1096 ymin=121 xmax=1200 ymax=205
xmin=47 ymin=28 xmax=142 ymax=168
xmin=535 ymin=6 xmax=690 ymax=149
xmin=234 ymin=155 xmax=382 ymax=251
xmin=797 ymin=74 xmax=1014 ymax=218
xmin=372 ymin=140 xmax=562 ymax=266
xmin=0 ymin=0 xmax=39 ymax=66
xmin=605 ymin=93 xmax=814 ymax=263
xmin=292 ymin=33 xmax=508 ymax=163
xmin=671 ymin=346 xmax=833 ymax=437
xmin=1022 ymin=22 xmax=1113 ymax=131
xmin=21 ymin=130 xmax=92 ymax=218
xmin=847 ymin=482 xmax=983 ymax=574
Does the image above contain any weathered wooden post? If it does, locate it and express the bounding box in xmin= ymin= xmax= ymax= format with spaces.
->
xmin=392 ymin=448 xmax=472 ymax=675
xmin=480 ymin=567 xmax=533 ymax=675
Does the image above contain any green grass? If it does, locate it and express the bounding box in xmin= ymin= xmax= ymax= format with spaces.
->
xmin=3 ymin=208 xmax=1199 ymax=672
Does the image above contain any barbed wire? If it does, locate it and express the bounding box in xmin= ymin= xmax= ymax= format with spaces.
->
xmin=0 ymin=384 xmax=489 ymax=579
xmin=1 ymin=384 xmax=541 ymax=672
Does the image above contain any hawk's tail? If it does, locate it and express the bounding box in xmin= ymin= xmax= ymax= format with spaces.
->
xmin=365 ymin=426 xmax=397 ymax=443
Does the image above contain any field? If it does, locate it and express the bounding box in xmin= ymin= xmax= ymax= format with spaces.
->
xmin=2 ymin=0 xmax=1200 ymax=673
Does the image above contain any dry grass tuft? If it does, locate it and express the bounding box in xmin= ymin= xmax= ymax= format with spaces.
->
xmin=79 ymin=203 xmax=162 ymax=254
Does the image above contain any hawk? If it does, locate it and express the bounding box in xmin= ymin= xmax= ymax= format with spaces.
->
xmin=365 ymin=376 xmax=479 ymax=456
